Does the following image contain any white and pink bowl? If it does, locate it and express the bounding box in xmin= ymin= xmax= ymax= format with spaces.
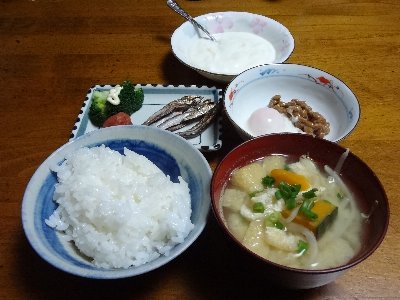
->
xmin=171 ymin=11 xmax=294 ymax=82
xmin=224 ymin=63 xmax=360 ymax=142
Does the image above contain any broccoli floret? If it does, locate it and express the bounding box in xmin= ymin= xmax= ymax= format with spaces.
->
xmin=88 ymin=81 xmax=144 ymax=127
xmin=132 ymin=87 xmax=144 ymax=112
xmin=106 ymin=81 xmax=144 ymax=116
xmin=88 ymin=90 xmax=110 ymax=127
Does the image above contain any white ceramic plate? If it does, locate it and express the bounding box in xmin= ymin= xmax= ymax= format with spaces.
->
xmin=224 ymin=64 xmax=360 ymax=142
xmin=71 ymin=84 xmax=223 ymax=151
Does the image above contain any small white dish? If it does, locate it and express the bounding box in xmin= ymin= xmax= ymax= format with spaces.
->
xmin=224 ymin=64 xmax=360 ymax=142
xmin=22 ymin=126 xmax=212 ymax=279
xmin=71 ymin=84 xmax=223 ymax=151
xmin=171 ymin=11 xmax=294 ymax=82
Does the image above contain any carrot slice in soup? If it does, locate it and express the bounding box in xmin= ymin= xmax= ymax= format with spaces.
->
xmin=270 ymin=169 xmax=311 ymax=191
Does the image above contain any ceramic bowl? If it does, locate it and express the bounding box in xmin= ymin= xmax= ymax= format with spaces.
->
xmin=224 ymin=63 xmax=360 ymax=142
xmin=171 ymin=11 xmax=294 ymax=82
xmin=210 ymin=133 xmax=389 ymax=289
xmin=21 ymin=125 xmax=212 ymax=279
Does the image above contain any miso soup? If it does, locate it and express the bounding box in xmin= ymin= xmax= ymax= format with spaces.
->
xmin=221 ymin=154 xmax=363 ymax=270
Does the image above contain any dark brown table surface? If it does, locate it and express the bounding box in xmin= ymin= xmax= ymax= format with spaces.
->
xmin=1 ymin=0 xmax=399 ymax=298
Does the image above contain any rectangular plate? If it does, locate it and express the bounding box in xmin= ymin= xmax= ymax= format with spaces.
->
xmin=70 ymin=84 xmax=223 ymax=151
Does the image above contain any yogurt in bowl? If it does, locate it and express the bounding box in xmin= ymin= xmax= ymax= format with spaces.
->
xmin=187 ymin=32 xmax=277 ymax=75
xmin=171 ymin=11 xmax=294 ymax=82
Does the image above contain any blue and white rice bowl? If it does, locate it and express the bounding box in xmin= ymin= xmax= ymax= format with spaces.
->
xmin=21 ymin=126 xmax=212 ymax=279
xmin=224 ymin=63 xmax=360 ymax=142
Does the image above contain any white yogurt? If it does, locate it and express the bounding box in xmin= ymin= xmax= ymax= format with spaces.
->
xmin=187 ymin=32 xmax=276 ymax=74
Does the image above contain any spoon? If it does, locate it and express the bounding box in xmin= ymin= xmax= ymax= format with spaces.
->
xmin=166 ymin=0 xmax=216 ymax=42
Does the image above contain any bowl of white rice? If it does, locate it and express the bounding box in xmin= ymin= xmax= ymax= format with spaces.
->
xmin=21 ymin=125 xmax=212 ymax=279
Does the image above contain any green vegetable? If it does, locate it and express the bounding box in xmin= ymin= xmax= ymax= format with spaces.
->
xmin=275 ymin=182 xmax=300 ymax=210
xmin=262 ymin=176 xmax=275 ymax=188
xmin=249 ymin=191 xmax=261 ymax=197
xmin=297 ymin=240 xmax=309 ymax=254
xmin=302 ymin=188 xmax=318 ymax=199
xmin=88 ymin=81 xmax=145 ymax=127
xmin=299 ymin=198 xmax=318 ymax=220
xmin=274 ymin=221 xmax=284 ymax=230
xmin=106 ymin=81 xmax=144 ymax=116
xmin=337 ymin=192 xmax=344 ymax=200
xmin=265 ymin=212 xmax=284 ymax=230
xmin=252 ymin=202 xmax=265 ymax=213
xmin=88 ymin=90 xmax=110 ymax=127
xmin=267 ymin=211 xmax=281 ymax=223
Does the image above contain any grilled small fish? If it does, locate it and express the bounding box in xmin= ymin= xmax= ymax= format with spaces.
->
xmin=178 ymin=102 xmax=220 ymax=139
xmin=142 ymin=95 xmax=203 ymax=125
xmin=151 ymin=111 xmax=182 ymax=127
xmin=157 ymin=99 xmax=215 ymax=130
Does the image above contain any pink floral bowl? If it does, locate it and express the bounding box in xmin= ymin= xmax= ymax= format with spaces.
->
xmin=170 ymin=11 xmax=294 ymax=82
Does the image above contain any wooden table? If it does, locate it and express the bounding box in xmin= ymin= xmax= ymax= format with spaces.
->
xmin=1 ymin=0 xmax=399 ymax=298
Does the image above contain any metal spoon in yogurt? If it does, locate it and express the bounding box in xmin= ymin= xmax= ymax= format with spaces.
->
xmin=166 ymin=0 xmax=216 ymax=42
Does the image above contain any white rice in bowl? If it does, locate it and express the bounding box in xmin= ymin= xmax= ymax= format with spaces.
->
xmin=45 ymin=145 xmax=194 ymax=269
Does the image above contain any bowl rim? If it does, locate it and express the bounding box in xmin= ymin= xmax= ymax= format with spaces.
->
xmin=223 ymin=63 xmax=361 ymax=143
xmin=21 ymin=125 xmax=212 ymax=279
xmin=210 ymin=133 xmax=389 ymax=275
xmin=170 ymin=11 xmax=295 ymax=77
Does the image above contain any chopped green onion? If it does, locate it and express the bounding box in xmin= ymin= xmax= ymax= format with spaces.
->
xmin=299 ymin=198 xmax=318 ymax=220
xmin=297 ymin=240 xmax=309 ymax=254
xmin=274 ymin=221 xmax=284 ymax=230
xmin=301 ymin=198 xmax=314 ymax=211
xmin=303 ymin=209 xmax=318 ymax=220
xmin=302 ymin=188 xmax=318 ymax=199
xmin=267 ymin=211 xmax=281 ymax=223
xmin=252 ymin=202 xmax=265 ymax=213
xmin=292 ymin=184 xmax=301 ymax=195
xmin=262 ymin=176 xmax=275 ymax=188
xmin=284 ymin=164 xmax=291 ymax=171
xmin=337 ymin=192 xmax=344 ymax=200
xmin=275 ymin=182 xmax=300 ymax=210
xmin=286 ymin=197 xmax=296 ymax=210
xmin=264 ymin=212 xmax=284 ymax=230
xmin=279 ymin=182 xmax=292 ymax=197
xmin=249 ymin=191 xmax=258 ymax=197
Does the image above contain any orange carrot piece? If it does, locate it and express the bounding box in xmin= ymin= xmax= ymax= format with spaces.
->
xmin=270 ymin=169 xmax=311 ymax=191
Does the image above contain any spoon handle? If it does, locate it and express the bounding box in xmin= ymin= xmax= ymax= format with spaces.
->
xmin=166 ymin=0 xmax=216 ymax=41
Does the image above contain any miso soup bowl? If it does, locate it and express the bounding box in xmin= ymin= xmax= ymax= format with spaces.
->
xmin=210 ymin=134 xmax=389 ymax=289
